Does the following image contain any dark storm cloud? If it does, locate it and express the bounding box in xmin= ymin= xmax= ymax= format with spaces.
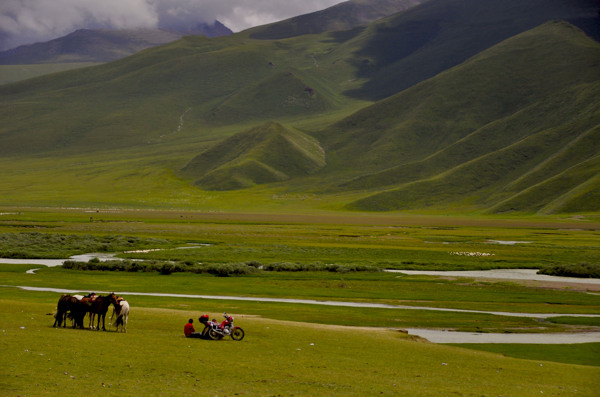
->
xmin=0 ymin=0 xmax=344 ymax=50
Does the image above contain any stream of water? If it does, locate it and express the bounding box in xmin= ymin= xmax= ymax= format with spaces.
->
xmin=3 ymin=255 xmax=600 ymax=344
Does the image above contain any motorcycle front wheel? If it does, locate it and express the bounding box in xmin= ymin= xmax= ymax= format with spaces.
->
xmin=209 ymin=329 xmax=223 ymax=340
xmin=231 ymin=327 xmax=245 ymax=341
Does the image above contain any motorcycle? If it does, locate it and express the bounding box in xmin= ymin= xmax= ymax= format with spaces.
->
xmin=207 ymin=313 xmax=245 ymax=341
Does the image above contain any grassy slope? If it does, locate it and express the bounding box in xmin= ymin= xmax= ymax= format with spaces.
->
xmin=0 ymin=30 xmax=365 ymax=156
xmin=0 ymin=62 xmax=103 ymax=85
xmin=334 ymin=21 xmax=600 ymax=212
xmin=0 ymin=3 xmax=598 ymax=214
xmin=181 ymin=122 xmax=326 ymax=190
xmin=344 ymin=0 xmax=599 ymax=100
xmin=3 ymin=293 xmax=599 ymax=396
xmin=452 ymin=343 xmax=600 ymax=367
xmin=0 ymin=20 xmax=370 ymax=210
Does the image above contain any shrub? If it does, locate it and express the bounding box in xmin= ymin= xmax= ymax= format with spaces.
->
xmin=0 ymin=232 xmax=173 ymax=259
xmin=538 ymin=263 xmax=600 ymax=279
xmin=61 ymin=259 xmax=378 ymax=276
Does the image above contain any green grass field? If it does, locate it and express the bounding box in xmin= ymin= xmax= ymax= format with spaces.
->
xmin=2 ymin=3 xmax=599 ymax=394
xmin=1 ymin=208 xmax=599 ymax=395
xmin=2 ymin=290 xmax=599 ymax=396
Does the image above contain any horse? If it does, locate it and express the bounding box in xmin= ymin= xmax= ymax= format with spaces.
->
xmin=70 ymin=298 xmax=89 ymax=328
xmin=76 ymin=294 xmax=98 ymax=329
xmin=52 ymin=293 xmax=116 ymax=330
xmin=52 ymin=294 xmax=86 ymax=328
xmin=111 ymin=299 xmax=130 ymax=333
xmin=53 ymin=294 xmax=70 ymax=327
xmin=89 ymin=293 xmax=118 ymax=331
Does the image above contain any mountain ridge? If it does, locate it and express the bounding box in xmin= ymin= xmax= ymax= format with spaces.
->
xmin=247 ymin=0 xmax=428 ymax=40
xmin=0 ymin=0 xmax=598 ymax=214
xmin=338 ymin=21 xmax=600 ymax=213
xmin=0 ymin=22 xmax=233 ymax=64
xmin=342 ymin=0 xmax=599 ymax=99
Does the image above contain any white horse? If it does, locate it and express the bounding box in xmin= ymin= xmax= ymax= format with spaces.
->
xmin=111 ymin=300 xmax=130 ymax=333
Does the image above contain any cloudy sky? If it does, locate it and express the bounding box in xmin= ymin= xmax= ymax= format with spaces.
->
xmin=0 ymin=0 xmax=346 ymax=50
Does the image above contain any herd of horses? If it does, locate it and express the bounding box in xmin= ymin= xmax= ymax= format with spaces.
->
xmin=52 ymin=292 xmax=130 ymax=332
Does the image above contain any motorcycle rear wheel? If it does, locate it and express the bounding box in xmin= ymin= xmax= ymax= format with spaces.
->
xmin=209 ymin=329 xmax=223 ymax=340
xmin=231 ymin=327 xmax=245 ymax=341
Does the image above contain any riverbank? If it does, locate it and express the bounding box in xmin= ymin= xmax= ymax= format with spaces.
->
xmin=4 ymin=284 xmax=600 ymax=345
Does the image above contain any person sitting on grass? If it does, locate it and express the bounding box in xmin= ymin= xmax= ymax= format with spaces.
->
xmin=184 ymin=318 xmax=203 ymax=338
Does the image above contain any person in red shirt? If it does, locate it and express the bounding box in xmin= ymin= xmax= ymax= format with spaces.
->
xmin=184 ymin=318 xmax=202 ymax=338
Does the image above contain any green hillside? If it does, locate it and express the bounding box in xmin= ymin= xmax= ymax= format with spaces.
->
xmin=0 ymin=62 xmax=103 ymax=85
xmin=207 ymin=70 xmax=335 ymax=124
xmin=343 ymin=0 xmax=599 ymax=99
xmin=0 ymin=29 xmax=368 ymax=156
xmin=0 ymin=0 xmax=598 ymax=214
xmin=336 ymin=21 xmax=600 ymax=213
xmin=0 ymin=40 xmax=304 ymax=154
xmin=181 ymin=122 xmax=325 ymax=190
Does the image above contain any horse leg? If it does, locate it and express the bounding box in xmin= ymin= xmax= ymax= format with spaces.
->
xmin=56 ymin=312 xmax=63 ymax=327
xmin=101 ymin=313 xmax=106 ymax=331
xmin=116 ymin=315 xmax=123 ymax=332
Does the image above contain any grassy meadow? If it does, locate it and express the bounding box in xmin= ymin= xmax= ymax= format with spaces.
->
xmin=3 ymin=291 xmax=599 ymax=396
xmin=2 ymin=3 xmax=599 ymax=394
xmin=1 ymin=208 xmax=599 ymax=395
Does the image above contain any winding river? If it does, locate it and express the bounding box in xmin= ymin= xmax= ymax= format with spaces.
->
xmin=2 ymin=255 xmax=600 ymax=344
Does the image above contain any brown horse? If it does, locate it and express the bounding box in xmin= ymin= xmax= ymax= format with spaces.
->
xmin=53 ymin=294 xmax=70 ymax=327
xmin=89 ymin=293 xmax=119 ymax=331
xmin=53 ymin=293 xmax=118 ymax=330
xmin=52 ymin=294 xmax=87 ymax=328
xmin=71 ymin=298 xmax=89 ymax=328
xmin=78 ymin=294 xmax=99 ymax=329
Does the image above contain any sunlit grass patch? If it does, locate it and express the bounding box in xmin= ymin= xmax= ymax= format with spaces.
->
xmin=2 ymin=294 xmax=599 ymax=396
xmin=453 ymin=343 xmax=600 ymax=367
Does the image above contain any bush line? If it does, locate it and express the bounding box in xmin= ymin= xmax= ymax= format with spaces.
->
xmin=538 ymin=263 xmax=600 ymax=279
xmin=62 ymin=258 xmax=381 ymax=276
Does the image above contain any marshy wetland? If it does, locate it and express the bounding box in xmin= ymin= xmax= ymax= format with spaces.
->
xmin=1 ymin=208 xmax=599 ymax=395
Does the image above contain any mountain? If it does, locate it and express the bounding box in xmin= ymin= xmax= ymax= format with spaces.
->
xmin=166 ymin=20 xmax=233 ymax=38
xmin=325 ymin=21 xmax=600 ymax=213
xmin=0 ymin=0 xmax=598 ymax=214
xmin=0 ymin=22 xmax=232 ymax=64
xmin=181 ymin=122 xmax=326 ymax=190
xmin=186 ymin=20 xmax=599 ymax=213
xmin=247 ymin=0 xmax=429 ymax=40
xmin=342 ymin=0 xmax=599 ymax=99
